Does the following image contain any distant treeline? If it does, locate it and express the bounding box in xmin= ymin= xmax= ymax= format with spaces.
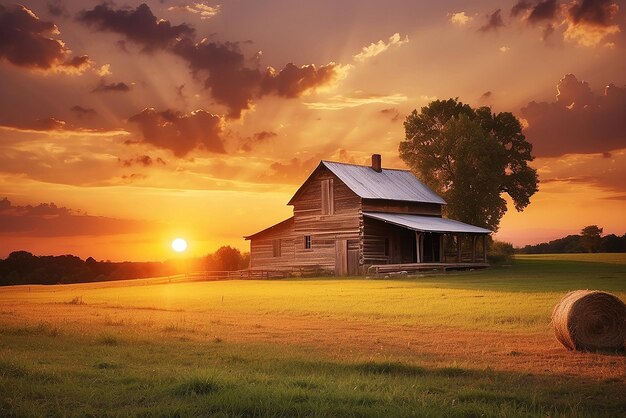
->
xmin=517 ymin=227 xmax=626 ymax=254
xmin=0 ymin=246 xmax=250 ymax=286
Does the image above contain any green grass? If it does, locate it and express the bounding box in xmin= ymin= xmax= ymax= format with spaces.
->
xmin=0 ymin=253 xmax=625 ymax=417
xmin=0 ymin=332 xmax=623 ymax=418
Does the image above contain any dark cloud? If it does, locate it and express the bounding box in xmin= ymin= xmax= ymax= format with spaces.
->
xmin=0 ymin=4 xmax=90 ymax=73
xmin=511 ymin=0 xmax=533 ymax=17
xmin=70 ymin=105 xmax=97 ymax=118
xmin=0 ymin=198 xmax=153 ymax=237
xmin=47 ymin=0 xmax=69 ymax=18
xmin=379 ymin=108 xmax=400 ymax=122
xmin=128 ymin=108 xmax=225 ymax=156
xmin=567 ymin=0 xmax=618 ymax=26
xmin=174 ymin=38 xmax=344 ymax=118
xmin=118 ymin=155 xmax=166 ymax=167
xmin=172 ymin=38 xmax=261 ymax=118
xmin=480 ymin=91 xmax=493 ymax=101
xmin=521 ymin=74 xmax=626 ymax=157
xmin=260 ymin=63 xmax=339 ymax=98
xmin=78 ymin=3 xmax=194 ymax=51
xmin=80 ymin=3 xmax=345 ymax=119
xmin=0 ymin=117 xmax=66 ymax=132
xmin=120 ymin=173 xmax=147 ymax=183
xmin=241 ymin=130 xmax=278 ymax=152
xmin=253 ymin=131 xmax=278 ymax=142
xmin=92 ymin=81 xmax=131 ymax=93
xmin=479 ymin=9 xmax=505 ymax=32
xmin=509 ymin=0 xmax=620 ymax=46
xmin=527 ymin=0 xmax=559 ymax=24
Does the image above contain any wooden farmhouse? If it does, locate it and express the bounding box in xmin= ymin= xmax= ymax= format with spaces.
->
xmin=245 ymin=155 xmax=491 ymax=276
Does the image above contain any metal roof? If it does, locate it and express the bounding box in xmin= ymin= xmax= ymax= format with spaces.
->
xmin=363 ymin=212 xmax=491 ymax=234
xmin=320 ymin=161 xmax=447 ymax=204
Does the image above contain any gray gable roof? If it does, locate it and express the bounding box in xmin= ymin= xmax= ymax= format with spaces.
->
xmin=288 ymin=160 xmax=446 ymax=205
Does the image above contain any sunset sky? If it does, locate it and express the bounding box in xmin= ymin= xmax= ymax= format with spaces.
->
xmin=0 ymin=0 xmax=624 ymax=261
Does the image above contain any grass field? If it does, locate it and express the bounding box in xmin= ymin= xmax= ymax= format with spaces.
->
xmin=1 ymin=253 xmax=625 ymax=417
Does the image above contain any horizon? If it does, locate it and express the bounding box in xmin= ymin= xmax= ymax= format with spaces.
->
xmin=0 ymin=1 xmax=625 ymax=262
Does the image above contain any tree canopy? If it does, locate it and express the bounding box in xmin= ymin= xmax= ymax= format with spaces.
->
xmin=399 ymin=98 xmax=538 ymax=232
xmin=580 ymin=225 xmax=603 ymax=253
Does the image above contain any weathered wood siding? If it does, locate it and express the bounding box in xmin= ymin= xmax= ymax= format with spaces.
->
xmin=362 ymin=199 xmax=442 ymax=216
xmin=291 ymin=166 xmax=362 ymax=272
xmin=363 ymin=217 xmax=416 ymax=265
xmin=249 ymin=218 xmax=296 ymax=270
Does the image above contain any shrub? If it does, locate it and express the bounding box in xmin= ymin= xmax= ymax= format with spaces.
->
xmin=488 ymin=240 xmax=515 ymax=263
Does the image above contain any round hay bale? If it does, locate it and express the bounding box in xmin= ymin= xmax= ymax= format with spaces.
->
xmin=552 ymin=290 xmax=626 ymax=352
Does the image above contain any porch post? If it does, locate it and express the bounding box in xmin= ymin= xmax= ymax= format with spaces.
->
xmin=456 ymin=235 xmax=461 ymax=263
xmin=482 ymin=235 xmax=487 ymax=262
xmin=439 ymin=234 xmax=445 ymax=263
xmin=415 ymin=231 xmax=421 ymax=263
xmin=472 ymin=235 xmax=477 ymax=263
xmin=420 ymin=233 xmax=425 ymax=263
xmin=430 ymin=234 xmax=435 ymax=262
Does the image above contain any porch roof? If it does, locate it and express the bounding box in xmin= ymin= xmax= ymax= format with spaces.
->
xmin=363 ymin=212 xmax=491 ymax=234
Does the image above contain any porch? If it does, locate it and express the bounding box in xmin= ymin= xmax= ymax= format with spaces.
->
xmin=362 ymin=212 xmax=491 ymax=270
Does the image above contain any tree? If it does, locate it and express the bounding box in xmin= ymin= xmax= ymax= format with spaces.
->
xmin=208 ymin=246 xmax=245 ymax=271
xmin=399 ymin=98 xmax=538 ymax=231
xmin=580 ymin=225 xmax=603 ymax=253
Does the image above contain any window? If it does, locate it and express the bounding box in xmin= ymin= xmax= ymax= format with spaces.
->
xmin=321 ymin=178 xmax=334 ymax=215
xmin=304 ymin=235 xmax=311 ymax=249
xmin=384 ymin=238 xmax=390 ymax=257
xmin=272 ymin=239 xmax=281 ymax=257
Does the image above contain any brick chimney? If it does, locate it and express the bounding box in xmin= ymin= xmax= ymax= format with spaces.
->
xmin=371 ymin=154 xmax=382 ymax=172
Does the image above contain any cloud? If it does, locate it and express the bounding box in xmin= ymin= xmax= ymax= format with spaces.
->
xmin=96 ymin=64 xmax=111 ymax=77
xmin=118 ymin=155 xmax=166 ymax=167
xmin=0 ymin=197 xmax=154 ymax=237
xmin=47 ymin=0 xmax=68 ymax=18
xmin=0 ymin=117 xmax=128 ymax=136
xmin=509 ymin=0 xmax=620 ymax=46
xmin=128 ymin=108 xmax=225 ymax=156
xmin=479 ymin=9 xmax=505 ymax=32
xmin=379 ymin=108 xmax=400 ymax=122
xmin=353 ymin=33 xmax=409 ymax=62
xmin=526 ymin=0 xmax=559 ymax=24
xmin=304 ymin=92 xmax=407 ymax=110
xmin=168 ymin=3 xmax=221 ymax=20
xmin=521 ymin=74 xmax=626 ymax=157
xmin=262 ymin=156 xmax=320 ymax=184
xmin=241 ymin=130 xmax=278 ymax=152
xmin=499 ymin=45 xmax=511 ymax=52
xmin=78 ymin=3 xmax=195 ymax=51
xmin=70 ymin=105 xmax=97 ymax=118
xmin=174 ymin=37 xmax=348 ymax=118
xmin=480 ymin=91 xmax=493 ymax=102
xmin=80 ymin=3 xmax=348 ymax=119
xmin=511 ymin=1 xmax=533 ymax=17
xmin=260 ymin=62 xmax=346 ymax=98
xmin=564 ymin=0 xmax=620 ymax=46
xmin=253 ymin=131 xmax=278 ymax=142
xmin=449 ymin=12 xmax=473 ymax=26
xmin=0 ymin=4 xmax=91 ymax=73
xmin=534 ymin=150 xmax=626 ymax=193
xmin=92 ymin=81 xmax=131 ymax=93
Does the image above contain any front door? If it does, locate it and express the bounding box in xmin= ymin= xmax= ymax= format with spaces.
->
xmin=334 ymin=239 xmax=348 ymax=276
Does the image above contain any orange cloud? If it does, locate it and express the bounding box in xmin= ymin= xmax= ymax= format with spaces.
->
xmin=128 ymin=108 xmax=225 ymax=157
xmin=0 ymin=197 xmax=156 ymax=237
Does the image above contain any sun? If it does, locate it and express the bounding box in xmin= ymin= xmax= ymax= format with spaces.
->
xmin=171 ymin=238 xmax=188 ymax=253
